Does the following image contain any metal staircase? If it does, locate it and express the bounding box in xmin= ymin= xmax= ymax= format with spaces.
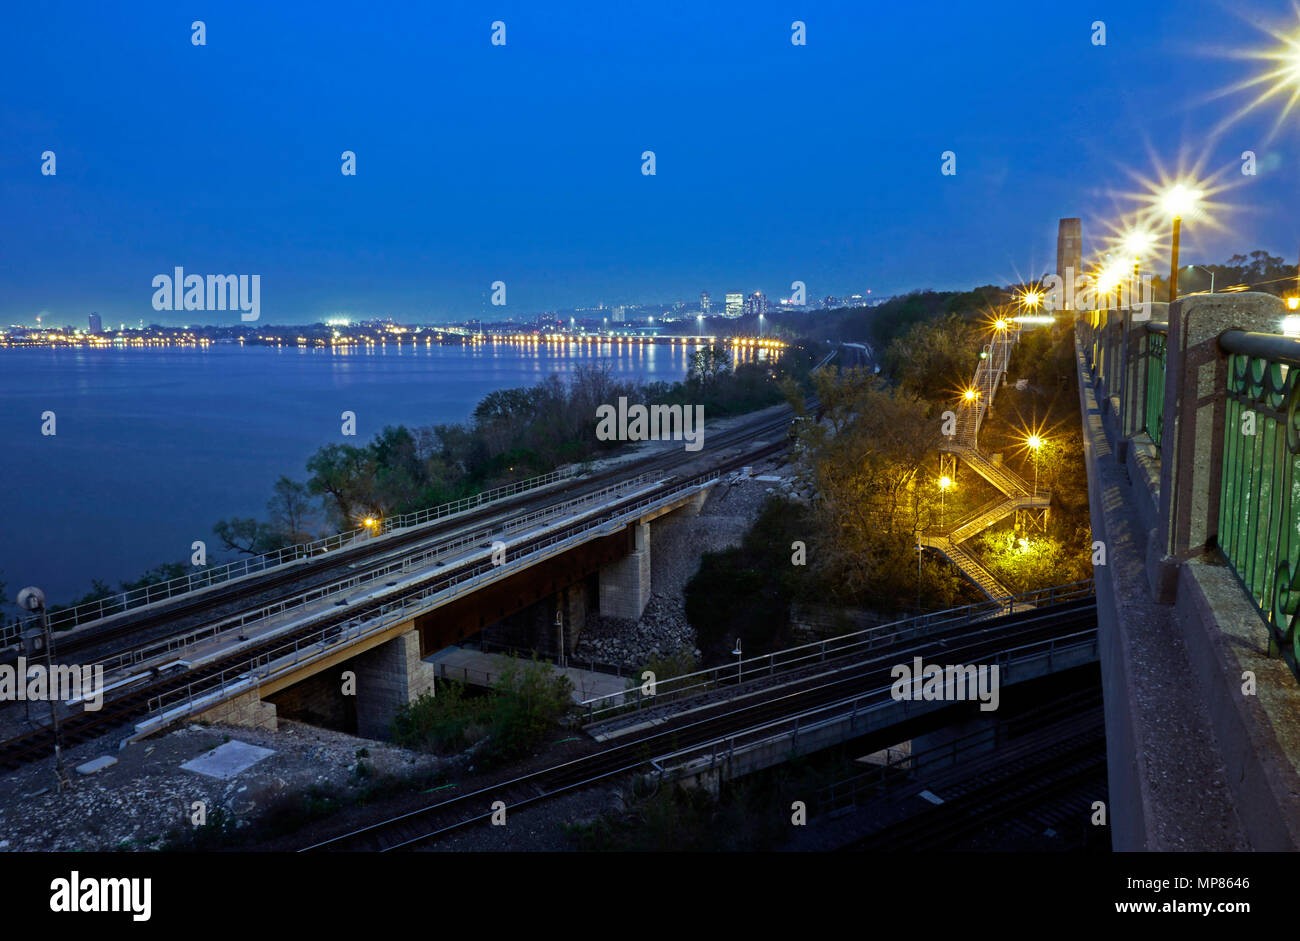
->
xmin=922 ymin=319 xmax=1046 ymax=603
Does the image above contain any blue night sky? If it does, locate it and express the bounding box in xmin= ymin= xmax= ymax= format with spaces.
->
xmin=2 ymin=0 xmax=1299 ymax=325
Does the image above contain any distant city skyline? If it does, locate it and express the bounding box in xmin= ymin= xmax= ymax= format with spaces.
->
xmin=4 ymin=2 xmax=1299 ymax=326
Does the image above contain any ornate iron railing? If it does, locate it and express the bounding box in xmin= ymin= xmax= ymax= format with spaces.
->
xmin=1218 ymin=329 xmax=1300 ymax=669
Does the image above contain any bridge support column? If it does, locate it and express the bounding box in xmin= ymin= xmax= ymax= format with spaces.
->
xmin=197 ymin=689 xmax=278 ymax=732
xmin=676 ymin=489 xmax=709 ymax=517
xmin=600 ymin=521 xmax=651 ymax=620
xmin=354 ymin=629 xmax=436 ymax=740
xmin=1153 ymin=292 xmax=1286 ymax=601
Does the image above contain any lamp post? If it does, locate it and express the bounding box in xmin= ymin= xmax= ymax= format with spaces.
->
xmin=1027 ymin=435 xmax=1042 ymax=497
xmin=1122 ymin=231 xmax=1153 ymax=304
xmin=938 ymin=475 xmax=952 ymax=528
xmin=1185 ymin=265 xmax=1216 ymax=294
xmin=1162 ymin=184 xmax=1201 ymax=303
xmin=732 ymin=639 xmax=743 ymax=686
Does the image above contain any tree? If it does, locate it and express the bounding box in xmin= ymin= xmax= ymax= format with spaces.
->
xmin=213 ymin=517 xmax=284 ymax=556
xmin=267 ymin=476 xmax=317 ymax=544
xmin=687 ymin=345 xmax=731 ymax=389
xmin=883 ymin=314 xmax=981 ymax=397
xmin=305 ymin=443 xmax=376 ymax=525
xmin=792 ymin=370 xmax=966 ymax=608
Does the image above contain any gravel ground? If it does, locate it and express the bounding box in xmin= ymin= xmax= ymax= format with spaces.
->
xmin=0 ymin=719 xmax=441 ymax=852
xmin=418 ymin=783 xmax=631 ymax=852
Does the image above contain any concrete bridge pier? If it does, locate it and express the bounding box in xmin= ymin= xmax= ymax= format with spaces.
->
xmin=354 ymin=629 xmax=437 ymax=739
xmin=600 ymin=521 xmax=651 ymax=620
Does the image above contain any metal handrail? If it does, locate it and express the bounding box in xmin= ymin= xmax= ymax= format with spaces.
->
xmin=15 ymin=467 xmax=578 ymax=638
xmin=89 ymin=473 xmax=657 ymax=675
xmin=141 ymin=471 xmax=723 ymax=721
xmin=1219 ymin=329 xmax=1300 ymax=365
xmin=1145 ymin=321 xmax=1169 ymax=335
xmin=580 ymin=579 xmax=1095 ymax=719
xmin=649 ymin=629 xmax=1099 ymax=777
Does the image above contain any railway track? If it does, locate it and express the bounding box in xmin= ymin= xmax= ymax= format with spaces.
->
xmin=7 ymin=407 xmax=797 ymax=670
xmin=299 ymin=599 xmax=1097 ymax=851
xmin=0 ymin=424 xmax=794 ymax=771
xmin=843 ymin=692 xmax=1106 ymax=851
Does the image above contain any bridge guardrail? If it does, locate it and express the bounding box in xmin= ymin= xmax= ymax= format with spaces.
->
xmin=1218 ymin=329 xmax=1300 ymax=669
xmin=139 ymin=471 xmax=724 ymax=721
xmin=1077 ymin=295 xmax=1300 ymax=686
xmin=1 ymin=467 xmax=578 ymax=644
xmin=88 ymin=473 xmax=658 ymax=675
xmin=579 ymin=578 xmax=1095 ymax=721
xmin=646 ymin=628 xmax=1099 ymax=781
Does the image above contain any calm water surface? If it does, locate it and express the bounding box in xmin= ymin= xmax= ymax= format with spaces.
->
xmin=0 ymin=341 xmax=705 ymax=603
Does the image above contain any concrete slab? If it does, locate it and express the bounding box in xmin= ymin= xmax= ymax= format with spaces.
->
xmin=180 ymin=740 xmax=275 ymax=780
xmin=75 ymin=756 xmax=117 ymax=775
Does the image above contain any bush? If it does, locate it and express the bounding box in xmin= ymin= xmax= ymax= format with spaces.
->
xmin=684 ymin=497 xmax=818 ymax=663
xmin=390 ymin=681 xmax=493 ymax=754
xmin=482 ymin=658 xmax=574 ymax=767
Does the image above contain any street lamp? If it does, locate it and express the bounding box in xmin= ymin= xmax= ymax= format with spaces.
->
xmin=1161 ymin=183 xmax=1202 ymax=302
xmin=1026 ymin=434 xmax=1043 ymax=496
xmin=732 ymin=639 xmax=743 ymax=686
xmin=1122 ymin=230 xmax=1154 ymax=288
xmin=938 ymin=475 xmax=952 ymax=526
xmin=1185 ymin=264 xmax=1216 ymax=294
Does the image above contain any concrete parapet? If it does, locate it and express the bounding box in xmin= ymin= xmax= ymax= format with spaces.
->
xmin=1076 ymin=325 xmax=1277 ymax=850
xmin=1173 ymin=556 xmax=1300 ymax=849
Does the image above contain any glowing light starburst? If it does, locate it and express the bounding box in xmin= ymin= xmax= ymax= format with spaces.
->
xmin=1207 ymin=6 xmax=1300 ymax=139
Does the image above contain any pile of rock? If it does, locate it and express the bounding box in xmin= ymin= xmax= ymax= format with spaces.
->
xmin=572 ymin=593 xmax=699 ymax=670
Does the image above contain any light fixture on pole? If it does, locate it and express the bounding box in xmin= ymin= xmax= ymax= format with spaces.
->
xmin=1026 ymin=434 xmax=1043 ymax=497
xmin=732 ymin=639 xmax=743 ymax=686
xmin=1185 ymin=264 xmax=1216 ymax=294
xmin=1161 ymin=184 xmax=1202 ymax=303
xmin=1122 ymin=230 xmax=1154 ymax=296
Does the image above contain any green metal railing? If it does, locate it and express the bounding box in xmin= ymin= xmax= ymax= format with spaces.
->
xmin=1144 ymin=323 xmax=1167 ymax=449
xmin=1218 ymin=329 xmax=1300 ymax=667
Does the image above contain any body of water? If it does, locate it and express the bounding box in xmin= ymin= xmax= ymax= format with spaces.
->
xmin=0 ymin=341 xmax=704 ymax=604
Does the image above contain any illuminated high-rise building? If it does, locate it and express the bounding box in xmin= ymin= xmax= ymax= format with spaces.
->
xmin=725 ymin=293 xmax=744 ymax=318
xmin=88 ymin=312 xmax=102 ymax=334
xmin=700 ymin=291 xmax=711 ymax=315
